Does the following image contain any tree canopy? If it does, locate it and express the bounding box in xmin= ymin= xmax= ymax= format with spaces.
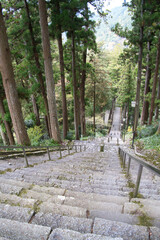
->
xmin=0 ymin=0 xmax=159 ymax=146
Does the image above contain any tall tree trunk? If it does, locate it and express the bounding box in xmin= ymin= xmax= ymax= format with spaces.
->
xmin=126 ymin=101 xmax=130 ymax=129
xmin=141 ymin=41 xmax=151 ymax=125
xmin=24 ymin=0 xmax=51 ymax=137
xmin=0 ymin=125 xmax=9 ymax=145
xmin=133 ymin=0 xmax=144 ymax=134
xmin=157 ymin=123 xmax=160 ymax=134
xmin=0 ymin=97 xmax=15 ymax=145
xmin=38 ymin=0 xmax=61 ymax=142
xmin=57 ymin=34 xmax=68 ymax=139
xmin=80 ymin=2 xmax=88 ymax=137
xmin=155 ymin=76 xmax=160 ymax=120
xmin=93 ymin=78 xmax=96 ymax=136
xmin=80 ymin=48 xmax=87 ymax=136
xmin=31 ymin=94 xmax=41 ymax=126
xmin=0 ymin=4 xmax=30 ymax=145
xmin=71 ymin=31 xmax=79 ymax=140
xmin=149 ymin=36 xmax=160 ymax=125
xmin=55 ymin=1 xmax=68 ymax=139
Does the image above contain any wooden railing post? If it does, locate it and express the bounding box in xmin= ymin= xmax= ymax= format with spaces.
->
xmin=118 ymin=147 xmax=120 ymax=155
xmin=134 ymin=164 xmax=143 ymax=198
xmin=123 ymin=152 xmax=126 ymax=168
xmin=22 ymin=147 xmax=29 ymax=167
xmin=59 ymin=146 xmax=62 ymax=158
xmin=47 ymin=147 xmax=51 ymax=160
xmin=68 ymin=145 xmax=70 ymax=155
xmin=127 ymin=157 xmax=131 ymax=177
xmin=100 ymin=145 xmax=104 ymax=152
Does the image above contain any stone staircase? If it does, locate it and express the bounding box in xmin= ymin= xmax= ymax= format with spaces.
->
xmin=0 ymin=142 xmax=160 ymax=239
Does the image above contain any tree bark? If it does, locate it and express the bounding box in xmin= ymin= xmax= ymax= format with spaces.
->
xmin=38 ymin=0 xmax=61 ymax=142
xmin=155 ymin=76 xmax=160 ymax=120
xmin=31 ymin=94 xmax=41 ymax=126
xmin=80 ymin=47 xmax=87 ymax=136
xmin=24 ymin=0 xmax=51 ymax=137
xmin=0 ymin=97 xmax=15 ymax=145
xmin=0 ymin=3 xmax=30 ymax=146
xmin=141 ymin=41 xmax=151 ymax=125
xmin=93 ymin=78 xmax=96 ymax=136
xmin=55 ymin=1 xmax=68 ymax=139
xmin=133 ymin=2 xmax=144 ymax=134
xmin=71 ymin=31 xmax=79 ymax=140
xmin=0 ymin=125 xmax=9 ymax=145
xmin=149 ymin=36 xmax=160 ymax=125
xmin=157 ymin=123 xmax=160 ymax=134
xmin=80 ymin=3 xmax=89 ymax=137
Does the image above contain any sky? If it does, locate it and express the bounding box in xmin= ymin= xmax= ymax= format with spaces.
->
xmin=105 ymin=0 xmax=125 ymax=9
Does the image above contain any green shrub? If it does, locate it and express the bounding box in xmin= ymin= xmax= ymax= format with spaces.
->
xmin=137 ymin=124 xmax=158 ymax=138
xmin=39 ymin=138 xmax=59 ymax=146
xmin=66 ymin=130 xmax=75 ymax=141
xmin=142 ymin=134 xmax=160 ymax=152
xmin=27 ymin=126 xmax=43 ymax=146
xmin=25 ymin=119 xmax=35 ymax=129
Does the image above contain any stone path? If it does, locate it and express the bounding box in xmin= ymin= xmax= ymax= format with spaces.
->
xmin=0 ymin=141 xmax=160 ymax=239
xmin=0 ymin=107 xmax=159 ymax=239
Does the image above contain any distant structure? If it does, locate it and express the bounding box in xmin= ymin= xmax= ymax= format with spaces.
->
xmin=124 ymin=0 xmax=127 ymax=3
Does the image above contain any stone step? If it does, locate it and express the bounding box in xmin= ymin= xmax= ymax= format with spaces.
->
xmin=20 ymin=180 xmax=129 ymax=203
xmin=124 ymin=200 xmax=160 ymax=220
xmin=0 ymin=218 xmax=51 ymax=240
xmin=64 ymin=197 xmax=123 ymax=213
xmin=20 ymin=189 xmax=64 ymax=204
xmin=141 ymin=194 xmax=160 ymax=201
xmin=48 ymin=228 xmax=123 ymax=240
xmin=39 ymin=201 xmax=87 ymax=218
xmin=31 ymin=184 xmax=65 ymax=196
xmin=89 ymin=210 xmax=138 ymax=225
xmin=10 ymin=183 xmax=143 ymax=226
xmin=65 ymin=190 xmax=129 ymax=204
xmin=0 ymin=238 xmax=10 ymax=240
xmin=49 ymin=183 xmax=128 ymax=195
xmin=0 ymin=183 xmax=23 ymax=195
xmin=32 ymin=212 xmax=93 ymax=233
xmin=0 ymin=178 xmax=32 ymax=188
xmin=20 ymin=188 xmax=126 ymax=215
xmin=93 ymin=218 xmax=160 ymax=240
xmin=0 ymin=203 xmax=34 ymax=223
xmin=0 ymin=177 xmax=129 ymax=204
xmin=0 ymin=191 xmax=37 ymax=208
xmin=131 ymin=198 xmax=160 ymax=208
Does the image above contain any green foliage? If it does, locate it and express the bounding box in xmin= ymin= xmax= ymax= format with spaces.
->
xmin=137 ymin=124 xmax=158 ymax=138
xmin=39 ymin=138 xmax=59 ymax=146
xmin=95 ymin=6 xmax=132 ymax=49
xmin=136 ymin=122 xmax=160 ymax=152
xmin=66 ymin=130 xmax=75 ymax=141
xmin=140 ymin=134 xmax=160 ymax=152
xmin=138 ymin=213 xmax=153 ymax=227
xmin=27 ymin=126 xmax=43 ymax=146
xmin=17 ymin=86 xmax=30 ymax=99
xmin=25 ymin=119 xmax=35 ymax=129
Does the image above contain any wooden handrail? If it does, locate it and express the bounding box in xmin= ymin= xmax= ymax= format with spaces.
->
xmin=0 ymin=144 xmax=87 ymax=167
